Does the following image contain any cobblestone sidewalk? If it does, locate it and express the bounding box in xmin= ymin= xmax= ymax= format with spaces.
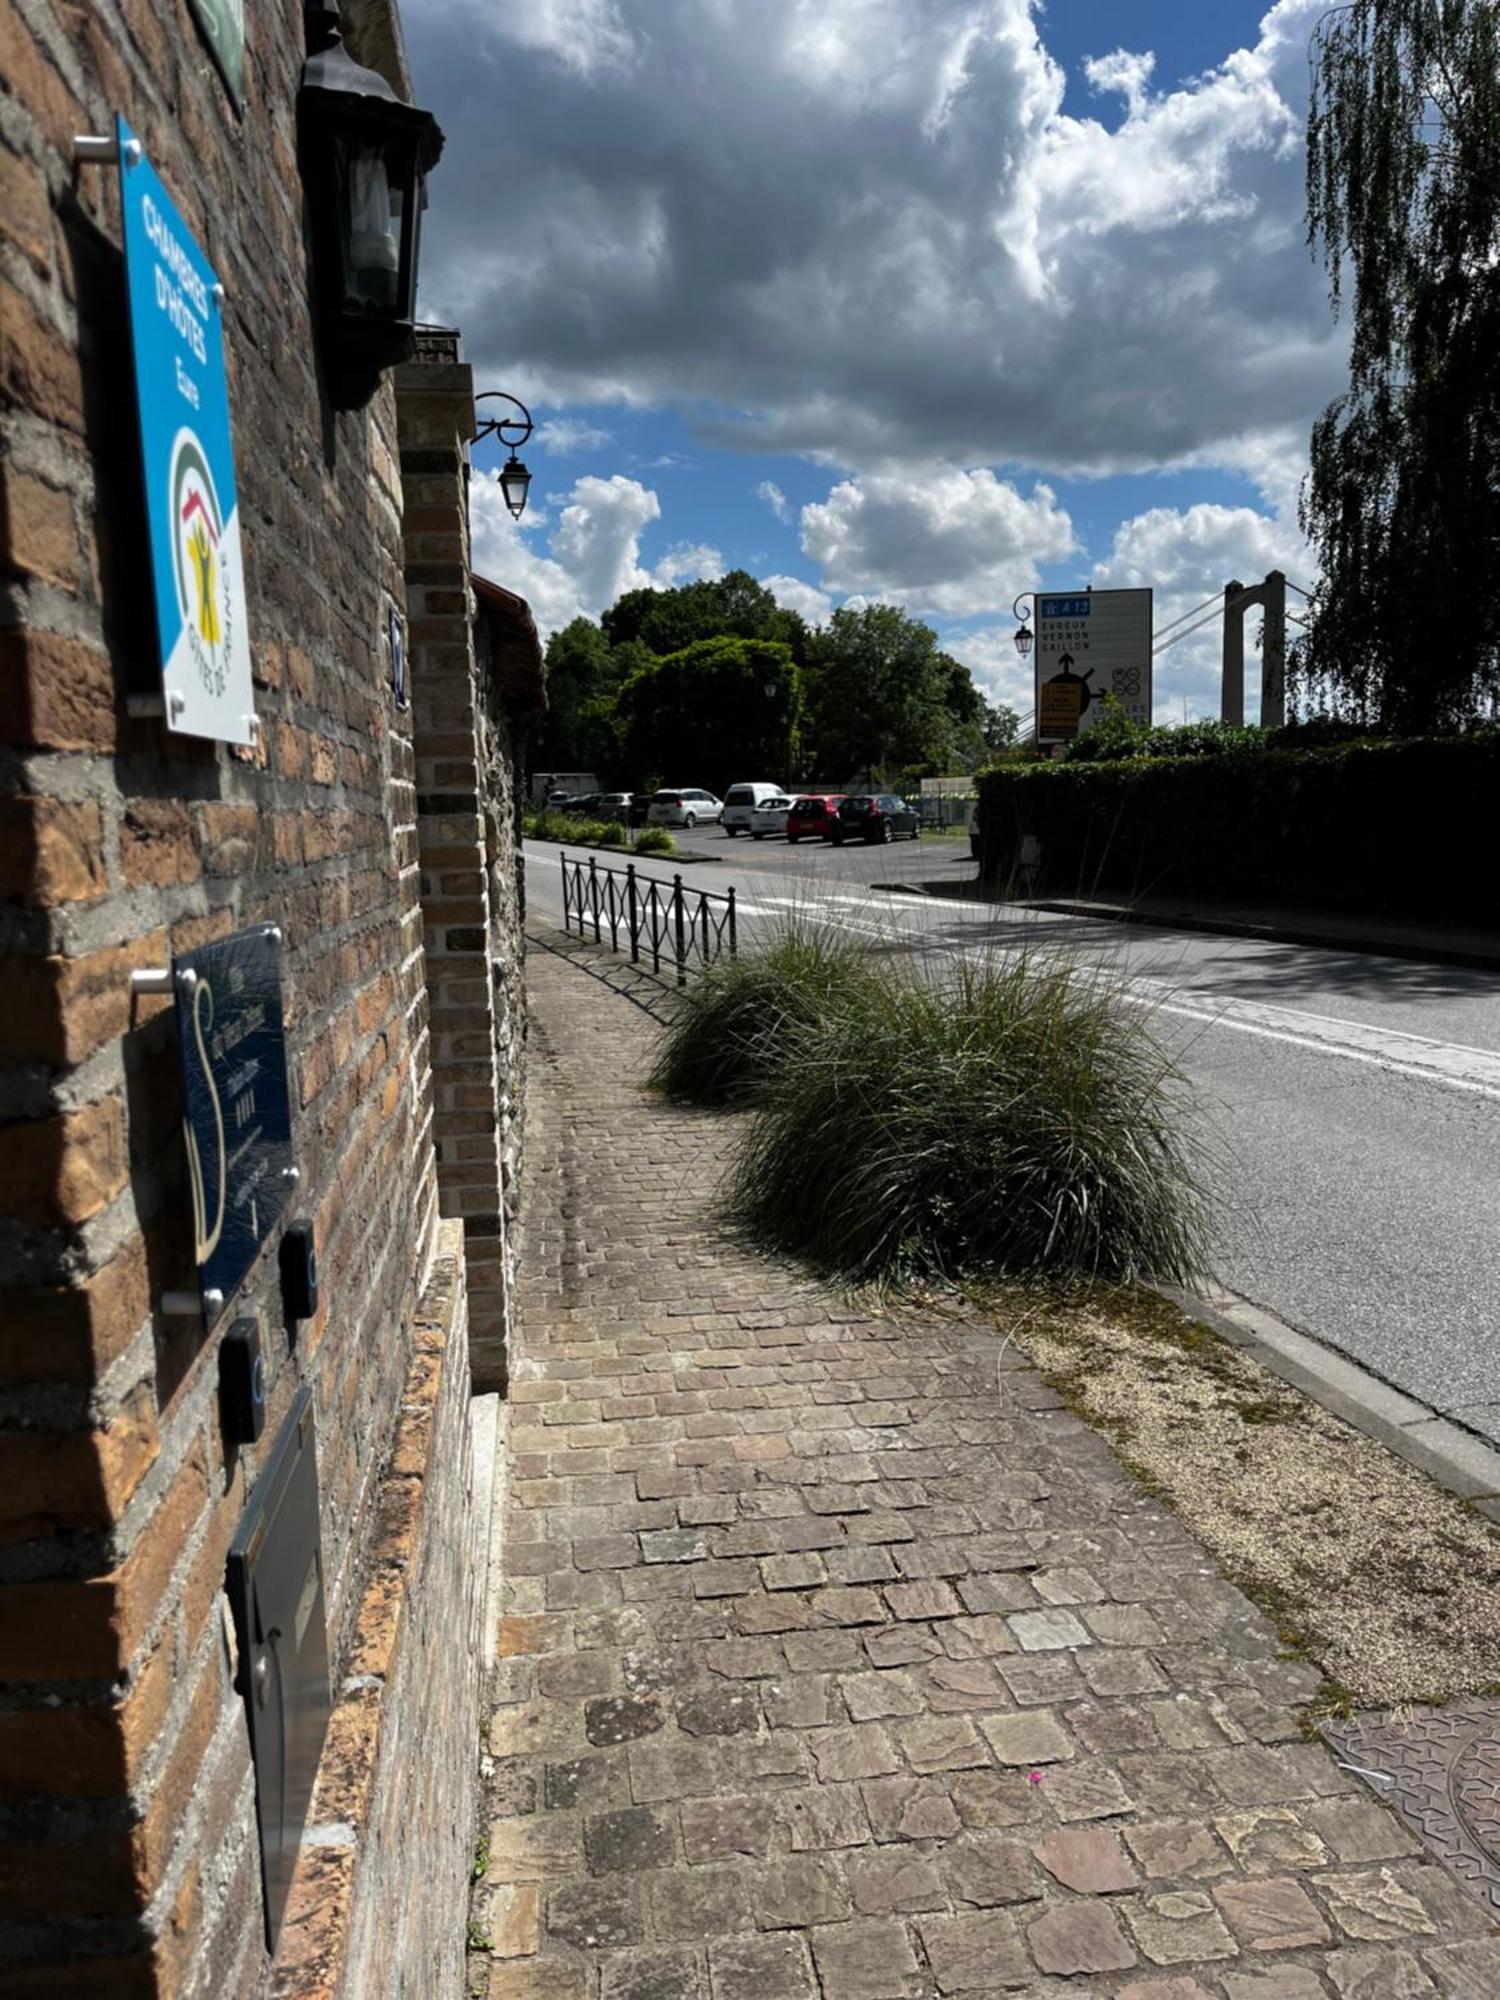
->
xmin=471 ymin=933 xmax=1498 ymax=2000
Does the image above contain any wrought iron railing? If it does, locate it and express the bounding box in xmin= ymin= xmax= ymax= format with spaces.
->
xmin=560 ymin=853 xmax=737 ymax=985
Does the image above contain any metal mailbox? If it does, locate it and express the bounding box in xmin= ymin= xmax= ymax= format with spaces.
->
xmin=226 ymin=1385 xmax=331 ymax=1950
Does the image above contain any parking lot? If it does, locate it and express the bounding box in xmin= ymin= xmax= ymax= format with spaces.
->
xmin=662 ymin=817 xmax=978 ymax=890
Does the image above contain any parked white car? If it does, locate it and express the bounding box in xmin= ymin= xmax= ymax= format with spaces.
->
xmin=749 ymin=794 xmax=795 ymax=839
xmin=647 ymin=788 xmax=723 ymax=829
xmin=722 ymin=781 xmax=785 ymax=836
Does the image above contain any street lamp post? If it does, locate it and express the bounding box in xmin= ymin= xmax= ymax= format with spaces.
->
xmin=473 ymin=391 xmax=534 ymax=520
xmin=1011 ymin=591 xmax=1034 ymax=660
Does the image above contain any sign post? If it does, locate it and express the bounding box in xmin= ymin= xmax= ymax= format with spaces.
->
xmin=1034 ymin=589 xmax=1153 ymax=743
xmin=117 ymin=117 xmax=255 ymax=746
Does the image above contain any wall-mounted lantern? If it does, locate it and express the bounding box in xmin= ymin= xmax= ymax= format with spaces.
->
xmin=298 ymin=1 xmax=444 ymax=408
xmin=1011 ymin=591 xmax=1034 ymax=658
xmin=473 ymin=392 xmax=535 ymax=520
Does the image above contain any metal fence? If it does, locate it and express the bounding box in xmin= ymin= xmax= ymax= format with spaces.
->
xmin=561 ymin=853 xmax=737 ymax=985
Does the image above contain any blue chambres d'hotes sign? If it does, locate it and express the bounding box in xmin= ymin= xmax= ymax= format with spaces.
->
xmin=117 ymin=116 xmax=254 ymax=746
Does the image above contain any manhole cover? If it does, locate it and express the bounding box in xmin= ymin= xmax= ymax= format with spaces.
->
xmin=1323 ymin=1697 xmax=1500 ymax=1914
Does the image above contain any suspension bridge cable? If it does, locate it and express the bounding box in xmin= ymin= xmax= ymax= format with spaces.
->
xmin=1152 ymin=603 xmax=1225 ymax=655
xmin=1152 ymin=590 xmax=1226 ymax=642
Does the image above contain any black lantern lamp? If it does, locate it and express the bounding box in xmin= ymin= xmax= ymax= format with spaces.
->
xmin=1012 ymin=591 xmax=1034 ymax=658
xmin=299 ymin=1 xmax=444 ymax=407
xmin=473 ymin=392 xmax=534 ymax=520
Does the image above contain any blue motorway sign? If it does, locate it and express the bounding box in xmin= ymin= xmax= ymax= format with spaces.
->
xmin=175 ymin=927 xmax=294 ymax=1327
xmin=117 ymin=117 xmax=255 ymax=746
xmin=1039 ymin=596 xmax=1093 ymax=619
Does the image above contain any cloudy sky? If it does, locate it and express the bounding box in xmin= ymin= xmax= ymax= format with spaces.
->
xmin=405 ymin=0 xmax=1338 ymax=721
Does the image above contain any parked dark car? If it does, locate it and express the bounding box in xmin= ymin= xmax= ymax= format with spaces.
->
xmin=832 ymin=794 xmax=920 ymax=844
xmin=564 ymin=793 xmax=605 ymax=817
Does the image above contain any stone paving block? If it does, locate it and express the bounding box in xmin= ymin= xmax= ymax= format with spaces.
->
xmin=675 ymin=1686 xmax=760 ymax=1737
xmin=755 ymin=1854 xmax=852 ymax=1928
xmin=917 ymin=1909 xmax=1033 ymax=1993
xmin=645 ymin=1864 xmax=755 ymax=1942
xmin=679 ymin=1795 xmax=777 ymax=1864
xmin=588 ymin=1694 xmax=667 ymax=1746
xmin=845 ymin=1847 xmax=946 ymax=1915
xmin=547 ymin=1875 xmax=643 ymax=1948
xmin=861 ymin=1773 xmax=963 ymax=1843
xmin=940 ymin=1832 xmax=1041 ymax=1906
xmin=893 ymin=1714 xmax=991 ymax=1773
xmin=586 ymin=1806 xmax=679 ymax=1874
xmin=707 ymin=1931 xmax=817 ymax=2000
xmin=1319 ymin=1867 xmax=1439 ymax=1943
xmin=599 ymin=1946 xmax=705 ymax=2000
xmin=810 ymin=1723 xmax=901 ymax=1783
xmin=779 ymin=1783 xmax=874 ymax=1850
xmin=1214 ymin=1874 xmax=1333 ymax=1951
xmin=842 ymin=1669 xmax=925 ymax=1722
xmin=1027 ymin=1897 xmax=1138 ymax=1975
xmin=486 ymin=1811 xmax=584 ymax=1883
xmin=1008 ymin=1608 xmax=1092 ymax=1651
xmin=979 ymin=1709 xmax=1074 ymax=1768
xmin=1124 ymin=1889 xmax=1239 ymax=1966
xmin=1219 ymin=1969 xmax=1332 ymax=2000
xmin=1032 ymin=1826 xmax=1137 ymax=1894
xmin=629 ymin=1739 xmax=726 ymax=1803
xmin=864 ymin=1625 xmax=943 ymax=1669
xmin=760 ymin=1552 xmax=827 ymax=1592
xmin=1216 ymin=1806 xmax=1331 ymax=1874
xmin=1123 ymin=1820 xmax=1234 ymax=1882
xmin=488 ymin=1962 xmax=589 ymax=2000
xmin=811 ymin=1918 xmax=926 ymax=2000
xmin=921 ymin=1658 xmax=1010 ymax=1714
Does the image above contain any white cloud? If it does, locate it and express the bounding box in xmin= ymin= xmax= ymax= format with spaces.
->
xmin=757 ymin=480 xmax=791 ymax=523
xmin=469 ymin=473 xmax=724 ymax=634
xmin=540 ymin=416 xmax=615 ymax=454
xmin=653 ymin=542 xmax=724 ymax=586
xmin=1084 ymin=48 xmax=1156 ymax=120
xmin=762 ymin=573 xmax=834 ymax=623
xmin=799 ymin=466 xmax=1076 ymax=616
xmin=410 ymin=0 xmax=1342 ymax=476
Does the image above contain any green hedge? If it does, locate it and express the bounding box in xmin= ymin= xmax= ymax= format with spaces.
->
xmin=978 ymin=734 xmax=1498 ymax=916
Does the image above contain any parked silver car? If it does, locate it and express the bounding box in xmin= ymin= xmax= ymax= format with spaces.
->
xmin=647 ymin=788 xmax=724 ymax=829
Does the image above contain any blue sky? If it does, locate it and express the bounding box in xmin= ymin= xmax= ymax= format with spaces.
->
xmin=416 ymin=0 xmax=1336 ymax=721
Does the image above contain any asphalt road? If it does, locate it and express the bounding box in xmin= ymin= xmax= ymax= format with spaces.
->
xmin=526 ymin=828 xmax=1500 ymax=1446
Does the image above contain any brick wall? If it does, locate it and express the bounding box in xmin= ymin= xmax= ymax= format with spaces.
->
xmin=398 ymin=340 xmax=544 ymax=1394
xmin=0 ymin=1 xmax=497 ymax=1991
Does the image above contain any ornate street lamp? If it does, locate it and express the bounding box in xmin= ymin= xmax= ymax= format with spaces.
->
xmin=298 ymin=1 xmax=444 ymax=408
xmin=1012 ymin=591 xmax=1034 ymax=659
xmin=473 ymin=392 xmax=534 ymax=520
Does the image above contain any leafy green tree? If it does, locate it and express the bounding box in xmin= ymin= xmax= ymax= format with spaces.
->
xmin=983 ymin=702 xmax=1021 ymax=751
xmin=1300 ymin=0 xmax=1500 ymax=730
xmin=603 ymin=569 xmax=810 ymax=663
xmin=616 ymin=638 xmax=801 ymax=793
xmin=801 ymin=604 xmax=981 ymax=782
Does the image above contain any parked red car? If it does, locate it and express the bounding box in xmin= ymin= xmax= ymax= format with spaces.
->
xmin=785 ymin=794 xmax=844 ymax=843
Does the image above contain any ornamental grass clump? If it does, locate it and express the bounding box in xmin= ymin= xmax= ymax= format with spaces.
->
xmin=650 ymin=913 xmax=881 ymax=1108
xmin=731 ymin=951 xmax=1214 ymax=1287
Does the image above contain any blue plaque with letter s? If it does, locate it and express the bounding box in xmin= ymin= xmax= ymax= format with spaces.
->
xmin=175 ymin=927 xmax=295 ymax=1326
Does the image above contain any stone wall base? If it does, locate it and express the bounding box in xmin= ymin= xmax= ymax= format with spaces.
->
xmin=270 ymin=1219 xmax=481 ymax=1998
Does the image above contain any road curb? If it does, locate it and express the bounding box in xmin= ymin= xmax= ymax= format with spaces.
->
xmin=1025 ymin=897 xmax=1500 ymax=972
xmin=1158 ymin=1282 xmax=1500 ymax=1525
xmin=524 ymin=848 xmax=724 ymax=872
